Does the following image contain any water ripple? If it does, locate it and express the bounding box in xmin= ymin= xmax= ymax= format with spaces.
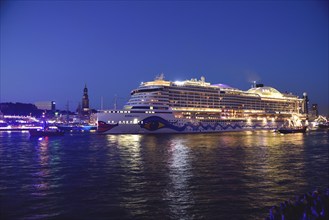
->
xmin=0 ymin=131 xmax=328 ymax=219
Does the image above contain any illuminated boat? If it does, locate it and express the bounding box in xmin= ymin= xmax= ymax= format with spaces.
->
xmin=277 ymin=114 xmax=307 ymax=134
xmin=57 ymin=124 xmax=97 ymax=132
xmin=317 ymin=116 xmax=329 ymax=129
xmin=310 ymin=116 xmax=329 ymax=130
xmin=29 ymin=128 xmax=64 ymax=137
xmin=57 ymin=124 xmax=81 ymax=132
xmin=0 ymin=120 xmax=11 ymax=130
xmin=97 ymin=75 xmax=308 ymax=134
xmin=278 ymin=126 xmax=307 ymax=134
xmin=318 ymin=122 xmax=329 ymax=129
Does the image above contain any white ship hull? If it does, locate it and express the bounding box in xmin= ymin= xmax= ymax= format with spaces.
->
xmin=97 ymin=111 xmax=280 ymax=134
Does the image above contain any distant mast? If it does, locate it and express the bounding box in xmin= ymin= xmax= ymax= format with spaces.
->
xmin=66 ymin=101 xmax=69 ymax=123
xmin=114 ymin=95 xmax=117 ymax=110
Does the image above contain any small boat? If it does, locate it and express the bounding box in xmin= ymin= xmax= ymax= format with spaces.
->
xmin=80 ymin=124 xmax=97 ymax=131
xmin=277 ymin=114 xmax=307 ymax=134
xmin=29 ymin=128 xmax=65 ymax=137
xmin=57 ymin=124 xmax=81 ymax=132
xmin=57 ymin=124 xmax=97 ymax=132
xmin=318 ymin=122 xmax=329 ymax=129
xmin=278 ymin=126 xmax=307 ymax=134
xmin=312 ymin=115 xmax=329 ymax=130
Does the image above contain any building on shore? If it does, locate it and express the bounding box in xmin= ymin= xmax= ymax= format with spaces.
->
xmin=35 ymin=101 xmax=56 ymax=112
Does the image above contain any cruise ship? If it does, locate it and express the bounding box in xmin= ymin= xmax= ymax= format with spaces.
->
xmin=97 ymin=75 xmax=308 ymax=134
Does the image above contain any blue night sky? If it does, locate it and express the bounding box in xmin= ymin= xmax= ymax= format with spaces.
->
xmin=1 ymin=1 xmax=328 ymax=115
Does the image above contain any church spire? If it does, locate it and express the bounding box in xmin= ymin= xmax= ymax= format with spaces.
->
xmin=82 ymin=84 xmax=90 ymax=116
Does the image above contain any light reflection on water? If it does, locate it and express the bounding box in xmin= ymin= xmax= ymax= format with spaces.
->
xmin=166 ymin=138 xmax=194 ymax=219
xmin=0 ymin=131 xmax=328 ymax=219
xmin=33 ymin=137 xmax=51 ymax=195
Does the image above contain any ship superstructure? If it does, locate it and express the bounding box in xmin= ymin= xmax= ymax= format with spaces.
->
xmin=97 ymin=75 xmax=307 ymax=134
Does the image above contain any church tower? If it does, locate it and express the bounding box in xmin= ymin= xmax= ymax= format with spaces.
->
xmin=82 ymin=84 xmax=90 ymax=115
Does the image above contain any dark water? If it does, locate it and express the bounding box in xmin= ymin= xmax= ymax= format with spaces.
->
xmin=0 ymin=130 xmax=328 ymax=220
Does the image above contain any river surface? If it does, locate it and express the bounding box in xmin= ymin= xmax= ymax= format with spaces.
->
xmin=0 ymin=130 xmax=328 ymax=219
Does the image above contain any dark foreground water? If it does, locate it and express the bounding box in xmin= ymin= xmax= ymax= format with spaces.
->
xmin=0 ymin=130 xmax=328 ymax=220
